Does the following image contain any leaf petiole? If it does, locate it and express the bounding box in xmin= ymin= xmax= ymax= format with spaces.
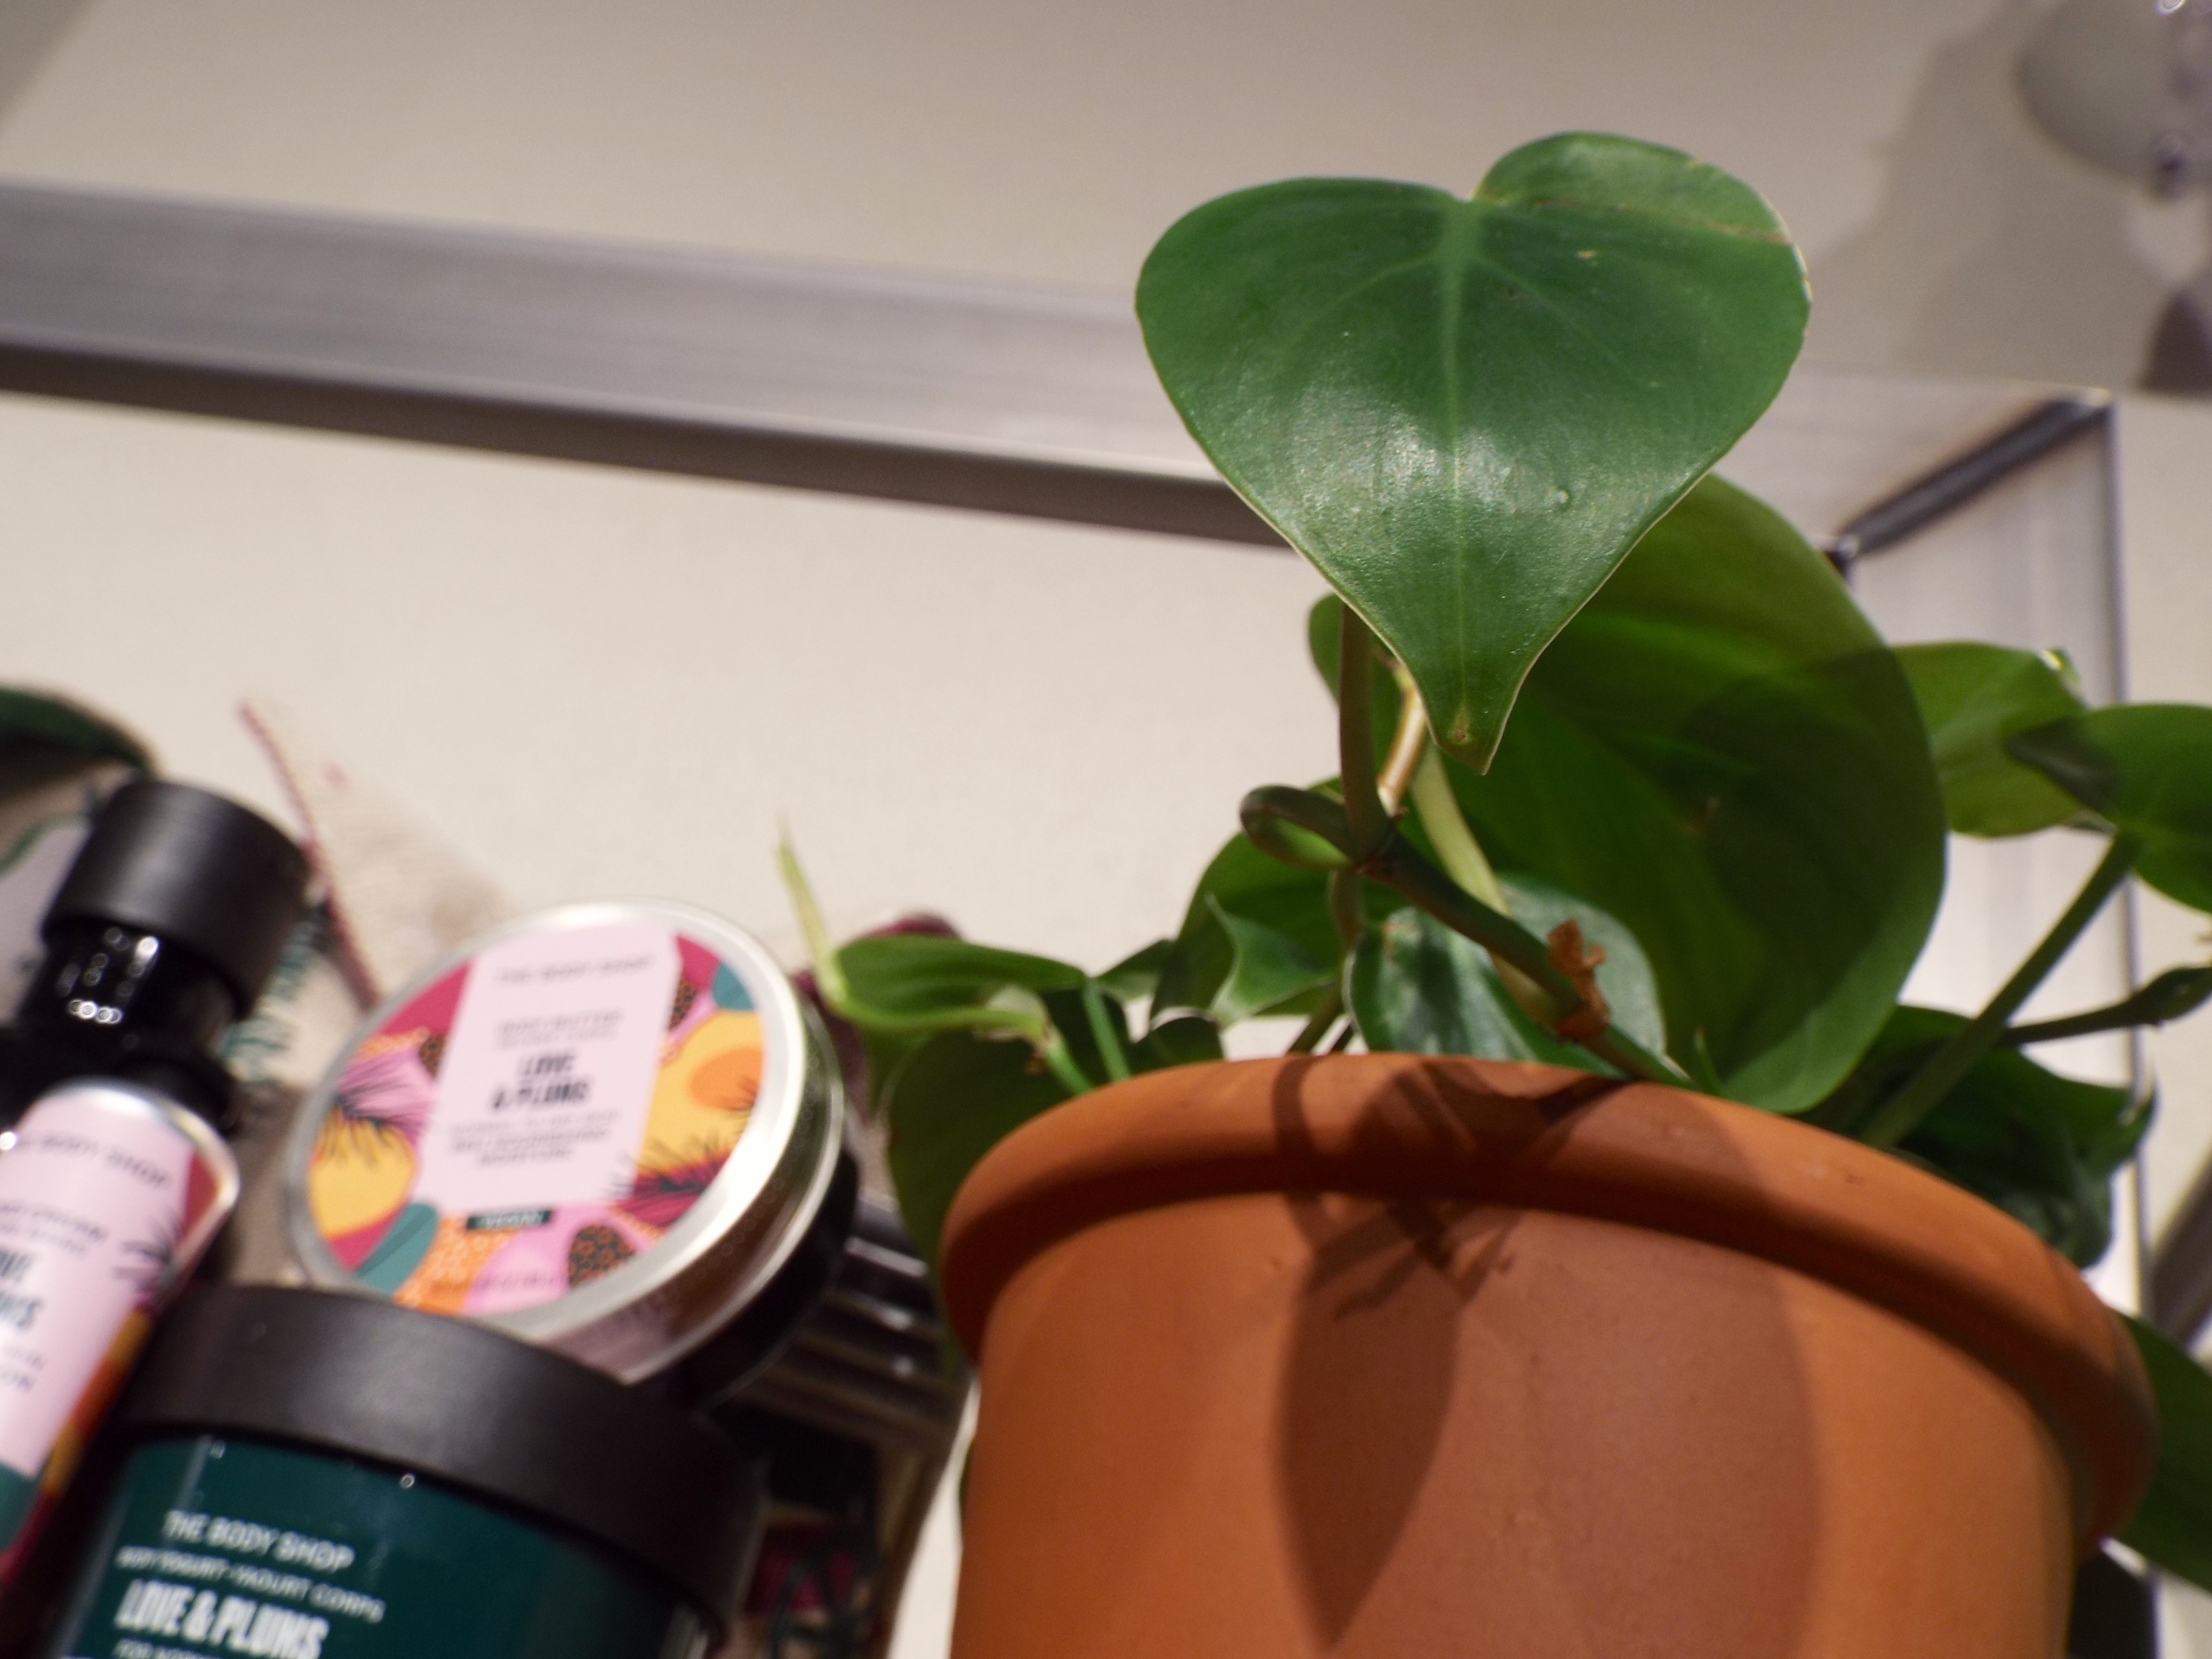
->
xmin=1377 ymin=663 xmax=1430 ymax=814
xmin=1038 ymin=1030 xmax=1097 ymax=1098
xmin=1240 ymin=783 xmax=1685 ymax=1086
xmin=778 ymin=830 xmax=850 ymax=1009
xmin=780 ymin=830 xmax=1097 ymax=1093
xmin=1362 ymin=830 xmax=1684 ymax=1086
xmin=1286 ymin=985 xmax=1346 ymax=1054
xmin=1080 ymin=979 xmax=1133 ymax=1083
xmin=1408 ymin=747 xmax=1506 ymax=912
xmin=1338 ymin=607 xmax=1389 ymax=858
xmin=1863 ymin=833 xmax=2141 ymax=1149
xmin=2002 ymin=964 xmax=2212 ymax=1047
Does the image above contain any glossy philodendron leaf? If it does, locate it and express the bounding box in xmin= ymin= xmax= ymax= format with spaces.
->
xmin=1818 ymin=1006 xmax=2147 ymax=1267
xmin=1308 ymin=596 xmax=1406 ymax=760
xmin=837 ymin=934 xmax=1085 ymax=1017
xmin=1447 ymin=476 xmax=1947 ymax=1111
xmin=883 ymin=1029 xmax=1066 ymax=1272
xmin=824 ymin=932 xmax=1094 ymax=1107
xmin=1155 ymin=830 xmax=1344 ymax=1023
xmin=1138 ymin=132 xmax=1808 ymax=769
xmin=882 ymin=999 xmax=1226 ymax=1274
xmin=1349 ymin=874 xmax=1664 ymax=1066
xmin=1095 ymin=939 xmax=1172 ymax=1006
xmin=2118 ymin=1314 xmax=2212 ymax=1592
xmin=0 ymin=686 xmax=150 ymax=802
xmin=1135 ymin=1013 xmax=1227 ymax=1071
xmin=0 ymin=687 xmax=149 ymax=770
xmin=1894 ymin=642 xmax=2087 ymax=836
xmin=1205 ymin=899 xmax=1330 ymax=1025
xmin=2010 ymin=705 xmax=2212 ymax=913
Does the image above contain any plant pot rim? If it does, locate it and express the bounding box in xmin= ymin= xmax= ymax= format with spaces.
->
xmin=937 ymin=1052 xmax=2156 ymax=1551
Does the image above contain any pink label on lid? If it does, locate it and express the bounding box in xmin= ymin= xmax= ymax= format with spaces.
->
xmin=305 ymin=920 xmax=769 ymax=1319
xmin=414 ymin=923 xmax=680 ymax=1219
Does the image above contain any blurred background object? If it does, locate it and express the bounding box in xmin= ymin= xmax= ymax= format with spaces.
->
xmin=2021 ymin=0 xmax=2212 ymax=196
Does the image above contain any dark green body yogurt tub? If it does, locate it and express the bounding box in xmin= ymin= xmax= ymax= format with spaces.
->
xmin=38 ymin=1286 xmax=763 ymax=1659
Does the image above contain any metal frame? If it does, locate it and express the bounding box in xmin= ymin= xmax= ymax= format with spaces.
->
xmin=0 ymin=174 xmax=2101 ymax=556
xmin=0 ymin=176 xmax=1274 ymax=544
xmin=1827 ymin=396 xmax=2110 ymax=565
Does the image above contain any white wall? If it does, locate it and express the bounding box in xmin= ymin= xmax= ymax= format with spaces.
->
xmin=0 ymin=394 xmax=1338 ymax=974
xmin=0 ymin=0 xmax=2002 ymax=289
xmin=5 ymin=0 xmax=2209 ymax=394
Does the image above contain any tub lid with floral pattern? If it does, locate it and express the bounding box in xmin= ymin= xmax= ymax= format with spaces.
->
xmin=284 ymin=901 xmax=842 ymax=1384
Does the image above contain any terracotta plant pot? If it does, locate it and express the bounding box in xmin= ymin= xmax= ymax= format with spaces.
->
xmin=937 ymin=1055 xmax=2156 ymax=1659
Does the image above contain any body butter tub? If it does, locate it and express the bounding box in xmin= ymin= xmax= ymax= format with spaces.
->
xmin=38 ymin=1286 xmax=764 ymax=1659
xmin=283 ymin=903 xmax=848 ymax=1399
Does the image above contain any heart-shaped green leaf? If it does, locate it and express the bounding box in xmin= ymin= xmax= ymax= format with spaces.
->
xmin=1137 ymin=132 xmax=1808 ymax=769
xmin=1094 ymin=938 xmax=1172 ymax=1006
xmin=1445 ymin=475 xmax=1947 ymax=1111
xmin=2010 ymin=706 xmax=2212 ymax=913
xmin=1894 ymin=643 xmax=2087 ymax=837
xmin=1153 ymin=831 xmax=1335 ymax=1019
xmin=1152 ymin=823 xmax=1399 ymax=1022
xmin=826 ymin=933 xmax=1093 ymax=1098
xmin=1204 ymin=898 xmax=1330 ymax=1024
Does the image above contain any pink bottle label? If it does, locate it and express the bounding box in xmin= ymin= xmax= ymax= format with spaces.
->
xmin=0 ymin=1087 xmax=212 ymax=1482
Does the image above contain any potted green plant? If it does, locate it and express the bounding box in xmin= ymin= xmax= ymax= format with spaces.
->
xmin=787 ymin=132 xmax=2212 ymax=1656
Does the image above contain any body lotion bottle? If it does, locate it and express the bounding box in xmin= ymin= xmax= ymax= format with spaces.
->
xmin=0 ymin=781 xmax=306 ymax=1584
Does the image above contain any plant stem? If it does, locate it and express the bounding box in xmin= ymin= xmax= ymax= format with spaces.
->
xmin=1361 ymin=842 xmax=1566 ymax=994
xmin=1337 ymin=607 xmax=1388 ymax=857
xmin=1241 ymin=783 xmax=1685 ymax=1086
xmin=1862 ymin=833 xmax=2142 ymax=1149
xmin=778 ymin=831 xmax=850 ymax=1007
xmin=1408 ymin=747 xmax=1506 ymax=911
xmin=1287 ymin=986 xmax=1345 ymax=1053
xmin=1080 ymin=979 xmax=1133 ymax=1082
xmin=1039 ymin=1029 xmax=1096 ymax=1098
xmin=1377 ymin=668 xmax=1429 ymax=815
xmin=1327 ymin=868 xmax=1364 ymax=951
xmin=1409 ymin=745 xmax=1564 ymax=1025
xmin=1366 ymin=835 xmax=1683 ymax=1086
xmin=780 ymin=826 xmax=1099 ymax=1093
xmin=1579 ymin=1024 xmax=1690 ymax=1088
xmin=1241 ymin=784 xmax=1356 ymax=869
xmin=2001 ymin=963 xmax=2212 ymax=1046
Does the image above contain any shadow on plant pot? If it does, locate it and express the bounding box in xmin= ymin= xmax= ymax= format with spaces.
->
xmin=1270 ymin=1062 xmax=1822 ymax=1653
xmin=944 ymin=1054 xmax=2126 ymax=1659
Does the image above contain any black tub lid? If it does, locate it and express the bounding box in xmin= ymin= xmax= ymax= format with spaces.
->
xmin=119 ymin=1286 xmax=763 ymax=1633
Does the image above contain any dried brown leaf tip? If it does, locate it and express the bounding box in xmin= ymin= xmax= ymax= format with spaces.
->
xmin=1546 ymin=919 xmax=1611 ymax=1043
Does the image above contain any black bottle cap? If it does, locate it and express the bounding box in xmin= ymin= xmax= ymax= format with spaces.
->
xmin=119 ymin=1287 xmax=767 ymax=1636
xmin=45 ymin=781 xmax=309 ymax=1014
